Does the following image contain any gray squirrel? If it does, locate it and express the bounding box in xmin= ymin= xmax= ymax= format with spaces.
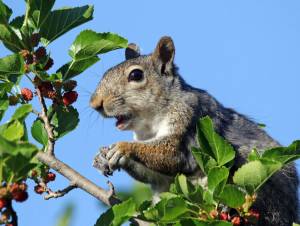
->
xmin=90 ymin=36 xmax=299 ymax=226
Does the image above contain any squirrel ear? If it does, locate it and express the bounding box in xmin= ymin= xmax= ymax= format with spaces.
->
xmin=125 ymin=43 xmax=140 ymax=60
xmin=152 ymin=36 xmax=175 ymax=75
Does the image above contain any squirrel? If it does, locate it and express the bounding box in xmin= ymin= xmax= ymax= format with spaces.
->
xmin=90 ymin=36 xmax=299 ymax=226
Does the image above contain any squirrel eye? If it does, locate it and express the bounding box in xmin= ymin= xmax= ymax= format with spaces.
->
xmin=128 ymin=69 xmax=144 ymax=82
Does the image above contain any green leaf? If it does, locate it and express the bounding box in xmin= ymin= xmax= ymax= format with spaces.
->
xmin=174 ymin=174 xmax=195 ymax=197
xmin=26 ymin=0 xmax=55 ymax=29
xmin=58 ymin=56 xmax=99 ymax=81
xmin=0 ymin=120 xmax=24 ymax=141
xmin=60 ymin=30 xmax=127 ymax=80
xmin=5 ymin=153 xmax=37 ymax=181
xmin=191 ymin=147 xmax=217 ymax=174
xmin=293 ymin=223 xmax=300 ymax=226
xmin=143 ymin=197 xmax=190 ymax=223
xmin=69 ymin=30 xmax=128 ymax=59
xmin=197 ymin=116 xmax=235 ymax=166
xmin=0 ymin=0 xmax=12 ymax=23
xmin=218 ymin=184 xmax=246 ymax=208
xmin=11 ymin=104 xmax=32 ymax=121
xmin=31 ymin=119 xmax=48 ymax=146
xmin=0 ymin=134 xmax=38 ymax=158
xmin=51 ymin=106 xmax=79 ymax=138
xmin=233 ymin=159 xmax=282 ymax=194
xmin=39 ymin=5 xmax=94 ymax=46
xmin=0 ymin=24 xmax=24 ymax=52
xmin=207 ymin=167 xmax=229 ymax=193
xmin=95 ymin=199 xmax=136 ymax=226
xmin=262 ymin=141 xmax=300 ymax=164
xmin=0 ymin=54 xmax=25 ymax=76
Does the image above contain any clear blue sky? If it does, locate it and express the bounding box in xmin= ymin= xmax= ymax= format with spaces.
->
xmin=1 ymin=1 xmax=300 ymax=226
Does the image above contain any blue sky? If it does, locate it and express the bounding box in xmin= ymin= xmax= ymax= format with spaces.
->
xmin=1 ymin=1 xmax=300 ymax=226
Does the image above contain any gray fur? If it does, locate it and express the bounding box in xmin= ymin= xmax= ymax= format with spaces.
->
xmin=91 ymin=36 xmax=299 ymax=226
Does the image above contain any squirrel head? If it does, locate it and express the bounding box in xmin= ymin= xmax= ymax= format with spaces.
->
xmin=90 ymin=36 xmax=178 ymax=133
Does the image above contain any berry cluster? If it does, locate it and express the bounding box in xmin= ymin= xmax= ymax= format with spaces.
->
xmin=19 ymin=78 xmax=78 ymax=107
xmin=206 ymin=205 xmax=260 ymax=226
xmin=0 ymin=182 xmax=29 ymax=226
xmin=20 ymin=33 xmax=53 ymax=74
xmin=31 ymin=170 xmax=56 ymax=195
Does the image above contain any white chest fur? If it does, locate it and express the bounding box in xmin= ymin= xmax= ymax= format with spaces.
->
xmin=133 ymin=116 xmax=171 ymax=142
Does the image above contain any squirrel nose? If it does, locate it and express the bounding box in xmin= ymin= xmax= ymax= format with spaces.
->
xmin=90 ymin=95 xmax=103 ymax=112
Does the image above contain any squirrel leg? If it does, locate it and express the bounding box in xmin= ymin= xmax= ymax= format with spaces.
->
xmin=106 ymin=135 xmax=185 ymax=175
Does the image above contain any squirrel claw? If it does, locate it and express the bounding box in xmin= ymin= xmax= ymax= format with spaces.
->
xmin=93 ymin=149 xmax=114 ymax=176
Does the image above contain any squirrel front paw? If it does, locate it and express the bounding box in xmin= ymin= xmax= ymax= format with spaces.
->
xmin=93 ymin=147 xmax=113 ymax=177
xmin=105 ymin=143 xmax=129 ymax=172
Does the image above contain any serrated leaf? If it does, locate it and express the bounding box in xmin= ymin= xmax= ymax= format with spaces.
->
xmin=262 ymin=141 xmax=300 ymax=164
xmin=51 ymin=106 xmax=79 ymax=138
xmin=233 ymin=159 xmax=282 ymax=194
xmin=191 ymin=147 xmax=217 ymax=174
xmin=95 ymin=198 xmax=136 ymax=226
xmin=0 ymin=0 xmax=12 ymax=23
xmin=11 ymin=104 xmax=32 ymax=121
xmin=39 ymin=5 xmax=94 ymax=46
xmin=0 ymin=54 xmax=25 ymax=76
xmin=31 ymin=119 xmax=48 ymax=146
xmin=0 ymin=24 xmax=24 ymax=52
xmin=60 ymin=30 xmax=127 ymax=80
xmin=197 ymin=116 xmax=235 ymax=166
xmin=26 ymin=0 xmax=55 ymax=29
xmin=5 ymin=153 xmax=37 ymax=181
xmin=0 ymin=120 xmax=24 ymax=141
xmin=58 ymin=56 xmax=99 ymax=81
xmin=207 ymin=167 xmax=229 ymax=193
xmin=218 ymin=184 xmax=246 ymax=208
xmin=69 ymin=30 xmax=128 ymax=59
xmin=143 ymin=197 xmax=190 ymax=223
xmin=0 ymin=134 xmax=38 ymax=158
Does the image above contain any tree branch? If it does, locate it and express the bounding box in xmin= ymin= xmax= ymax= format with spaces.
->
xmin=34 ymin=85 xmax=149 ymax=226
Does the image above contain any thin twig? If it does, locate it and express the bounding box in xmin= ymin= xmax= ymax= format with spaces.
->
xmin=44 ymin=184 xmax=77 ymax=200
xmin=35 ymin=87 xmax=55 ymax=156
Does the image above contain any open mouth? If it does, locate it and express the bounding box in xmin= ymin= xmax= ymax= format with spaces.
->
xmin=115 ymin=114 xmax=132 ymax=130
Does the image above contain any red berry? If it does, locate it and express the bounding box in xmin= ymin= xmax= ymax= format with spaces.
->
xmin=63 ymin=91 xmax=78 ymax=106
xmin=12 ymin=191 xmax=28 ymax=202
xmin=46 ymin=172 xmax=56 ymax=182
xmin=6 ymin=224 xmax=13 ymax=226
xmin=34 ymin=185 xmax=44 ymax=194
xmin=43 ymin=57 xmax=54 ymax=71
xmin=34 ymin=47 xmax=46 ymax=60
xmin=0 ymin=198 xmax=7 ymax=209
xmin=220 ymin=212 xmax=228 ymax=221
xmin=21 ymin=88 xmax=33 ymax=101
xmin=231 ymin=216 xmax=241 ymax=226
